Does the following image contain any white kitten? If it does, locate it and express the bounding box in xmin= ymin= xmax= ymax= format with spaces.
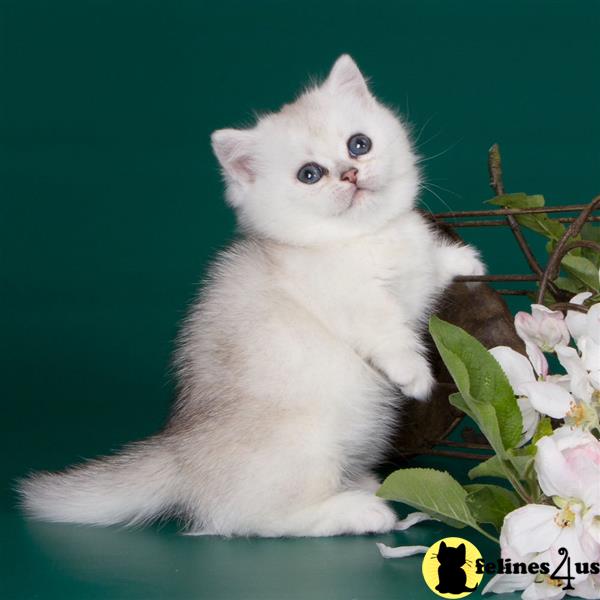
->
xmin=19 ymin=55 xmax=484 ymax=537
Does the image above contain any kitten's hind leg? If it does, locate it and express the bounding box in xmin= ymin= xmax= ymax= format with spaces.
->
xmin=280 ymin=490 xmax=397 ymax=537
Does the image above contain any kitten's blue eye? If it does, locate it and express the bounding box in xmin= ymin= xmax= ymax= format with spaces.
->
xmin=347 ymin=133 xmax=372 ymax=157
xmin=297 ymin=162 xmax=326 ymax=184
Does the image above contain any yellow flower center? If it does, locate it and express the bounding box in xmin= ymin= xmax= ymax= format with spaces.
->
xmin=546 ymin=577 xmax=564 ymax=588
xmin=566 ymin=401 xmax=586 ymax=427
xmin=554 ymin=505 xmax=575 ymax=528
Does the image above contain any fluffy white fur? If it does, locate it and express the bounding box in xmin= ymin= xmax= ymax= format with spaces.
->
xmin=19 ymin=55 xmax=484 ymax=537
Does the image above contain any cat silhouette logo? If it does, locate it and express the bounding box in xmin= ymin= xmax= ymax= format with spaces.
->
xmin=422 ymin=537 xmax=484 ymax=598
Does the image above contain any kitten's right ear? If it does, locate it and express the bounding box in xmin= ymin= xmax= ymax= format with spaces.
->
xmin=211 ymin=128 xmax=257 ymax=190
xmin=324 ymin=54 xmax=371 ymax=101
xmin=440 ymin=541 xmax=447 ymax=550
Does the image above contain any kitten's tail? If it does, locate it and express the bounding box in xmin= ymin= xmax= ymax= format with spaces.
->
xmin=17 ymin=435 xmax=181 ymax=526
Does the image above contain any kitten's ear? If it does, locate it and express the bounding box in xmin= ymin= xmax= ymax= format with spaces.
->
xmin=440 ymin=541 xmax=447 ymax=550
xmin=211 ymin=128 xmax=257 ymax=187
xmin=458 ymin=544 xmax=466 ymax=557
xmin=325 ymin=54 xmax=371 ymax=100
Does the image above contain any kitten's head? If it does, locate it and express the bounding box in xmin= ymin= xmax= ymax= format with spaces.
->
xmin=437 ymin=541 xmax=467 ymax=567
xmin=211 ymin=55 xmax=419 ymax=245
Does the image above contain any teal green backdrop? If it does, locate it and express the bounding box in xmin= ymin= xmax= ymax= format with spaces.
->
xmin=1 ymin=1 xmax=599 ymax=598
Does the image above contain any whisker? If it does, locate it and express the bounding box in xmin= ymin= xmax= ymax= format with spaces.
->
xmin=421 ymin=183 xmax=455 ymax=213
xmin=419 ymin=195 xmax=435 ymax=216
xmin=415 ymin=138 xmax=463 ymax=165
xmin=425 ymin=181 xmax=463 ymax=200
xmin=412 ymin=113 xmax=438 ymax=146
xmin=413 ymin=130 xmax=443 ymax=153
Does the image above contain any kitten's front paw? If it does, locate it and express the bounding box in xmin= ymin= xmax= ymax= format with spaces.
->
xmin=386 ymin=355 xmax=435 ymax=402
xmin=452 ymin=245 xmax=486 ymax=283
xmin=399 ymin=366 xmax=435 ymax=401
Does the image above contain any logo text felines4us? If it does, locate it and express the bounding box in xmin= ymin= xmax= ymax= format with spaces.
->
xmin=476 ymin=546 xmax=600 ymax=592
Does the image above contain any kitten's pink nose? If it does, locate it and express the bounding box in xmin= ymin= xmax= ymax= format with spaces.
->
xmin=341 ymin=168 xmax=359 ymax=184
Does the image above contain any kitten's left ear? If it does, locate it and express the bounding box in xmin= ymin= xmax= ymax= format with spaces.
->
xmin=211 ymin=128 xmax=257 ymax=189
xmin=324 ymin=54 xmax=371 ymax=100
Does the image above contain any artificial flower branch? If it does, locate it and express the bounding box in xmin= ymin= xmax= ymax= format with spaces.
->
xmin=376 ymin=286 xmax=600 ymax=600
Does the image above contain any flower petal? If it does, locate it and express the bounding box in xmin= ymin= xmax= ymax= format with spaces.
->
xmin=531 ymin=305 xmax=571 ymax=347
xmin=580 ymin=337 xmax=600 ymax=377
xmin=518 ymin=381 xmax=573 ymax=419
xmin=555 ymin=345 xmax=592 ymax=401
xmin=502 ymin=505 xmax=562 ymax=556
xmin=518 ymin=397 xmax=540 ymax=445
xmin=550 ymin=524 xmax=597 ymax=585
xmin=587 ymin=304 xmax=600 ymax=345
xmin=375 ymin=543 xmax=429 ymax=558
xmin=516 ymin=312 xmax=538 ymax=341
xmin=482 ymin=573 xmax=534 ymax=595
xmin=523 ymin=341 xmax=548 ymax=378
xmin=569 ymin=576 xmax=600 ymax=599
xmin=522 ymin=581 xmax=566 ymax=600
xmin=570 ymin=292 xmax=593 ymax=305
xmin=566 ymin=292 xmax=592 ymax=341
xmin=490 ymin=346 xmax=536 ymax=391
xmin=393 ymin=512 xmax=438 ymax=530
xmin=535 ymin=433 xmax=581 ymax=500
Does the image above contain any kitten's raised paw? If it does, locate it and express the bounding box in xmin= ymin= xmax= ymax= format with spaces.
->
xmin=452 ymin=245 xmax=486 ymax=283
xmin=400 ymin=368 xmax=435 ymax=401
xmin=386 ymin=355 xmax=435 ymax=401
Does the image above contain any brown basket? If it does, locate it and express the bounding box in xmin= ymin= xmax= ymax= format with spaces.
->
xmin=390 ymin=145 xmax=600 ymax=464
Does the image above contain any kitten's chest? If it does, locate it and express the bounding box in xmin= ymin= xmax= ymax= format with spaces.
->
xmin=279 ymin=233 xmax=432 ymax=318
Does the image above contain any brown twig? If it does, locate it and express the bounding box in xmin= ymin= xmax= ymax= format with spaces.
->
xmin=496 ymin=289 xmax=532 ymax=296
xmin=455 ymin=274 xmax=539 ymax=282
xmin=536 ymin=195 xmax=600 ymax=305
xmin=436 ymin=204 xmax=595 ymax=218
xmin=439 ymin=440 xmax=492 ymax=450
xmin=448 ymin=216 xmax=600 ymax=228
xmin=399 ymin=448 xmax=492 ymax=461
xmin=487 ymin=144 xmax=561 ymax=298
xmin=548 ymin=302 xmax=589 ymax=314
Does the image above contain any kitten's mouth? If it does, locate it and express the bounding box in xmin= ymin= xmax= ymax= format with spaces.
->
xmin=338 ymin=184 xmax=375 ymax=214
xmin=349 ymin=186 xmax=370 ymax=205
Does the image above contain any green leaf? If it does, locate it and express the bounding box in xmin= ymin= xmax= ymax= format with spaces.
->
xmin=507 ymin=447 xmax=536 ymax=480
xmin=581 ymin=224 xmax=600 ymax=242
xmin=561 ymin=253 xmax=600 ymax=292
xmin=464 ymin=484 xmax=521 ymax=531
xmin=516 ymin=213 xmax=565 ymax=241
xmin=532 ymin=417 xmax=553 ymax=444
xmin=429 ymin=316 xmax=523 ymax=454
xmin=580 ymin=224 xmax=600 ymax=267
xmin=549 ymin=237 xmax=583 ymax=257
xmin=468 ymin=455 xmax=508 ymax=481
xmin=448 ymin=392 xmax=476 ymax=421
xmin=377 ymin=468 xmax=477 ymax=529
xmin=554 ymin=276 xmax=585 ymax=294
xmin=486 ymin=193 xmax=545 ymax=209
